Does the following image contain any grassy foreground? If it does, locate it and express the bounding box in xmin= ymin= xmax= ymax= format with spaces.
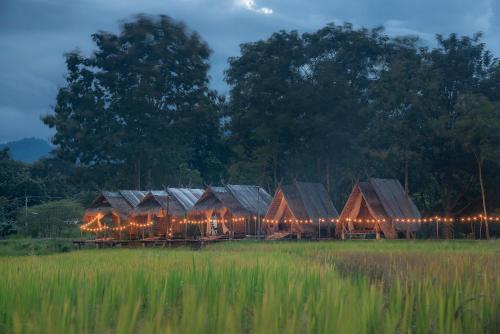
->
xmin=0 ymin=241 xmax=498 ymax=333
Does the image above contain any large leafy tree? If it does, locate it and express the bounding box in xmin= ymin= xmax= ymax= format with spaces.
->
xmin=0 ymin=149 xmax=44 ymax=236
xmin=452 ymin=94 xmax=500 ymax=239
xmin=366 ymin=37 xmax=427 ymax=205
xmin=301 ymin=24 xmax=388 ymax=200
xmin=225 ymin=31 xmax=307 ymax=188
xmin=43 ymin=14 xmax=224 ymax=189
xmin=419 ymin=33 xmax=497 ymax=215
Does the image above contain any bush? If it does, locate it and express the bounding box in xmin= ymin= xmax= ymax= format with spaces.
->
xmin=16 ymin=199 xmax=84 ymax=238
xmin=0 ymin=238 xmax=77 ymax=256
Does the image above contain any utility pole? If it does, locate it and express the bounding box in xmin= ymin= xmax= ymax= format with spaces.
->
xmin=166 ymin=190 xmax=170 ymax=240
xmin=257 ymin=186 xmax=261 ymax=237
xmin=318 ymin=218 xmax=321 ymax=240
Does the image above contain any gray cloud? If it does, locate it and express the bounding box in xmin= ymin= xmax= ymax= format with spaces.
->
xmin=0 ymin=0 xmax=498 ymax=142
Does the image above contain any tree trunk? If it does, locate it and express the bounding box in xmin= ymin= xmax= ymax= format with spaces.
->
xmin=147 ymin=168 xmax=152 ymax=190
xmin=475 ymin=154 xmax=489 ymax=240
xmin=135 ymin=159 xmax=141 ymax=190
xmin=325 ymin=159 xmax=331 ymax=193
xmin=404 ymin=158 xmax=410 ymax=214
xmin=272 ymin=153 xmax=278 ymax=190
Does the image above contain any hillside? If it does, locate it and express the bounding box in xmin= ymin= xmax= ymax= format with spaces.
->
xmin=0 ymin=138 xmax=52 ymax=163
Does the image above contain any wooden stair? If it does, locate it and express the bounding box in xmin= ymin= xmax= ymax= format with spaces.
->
xmin=266 ymin=232 xmax=291 ymax=240
xmin=200 ymin=235 xmax=228 ymax=241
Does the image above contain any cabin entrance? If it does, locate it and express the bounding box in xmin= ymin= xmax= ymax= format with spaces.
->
xmin=277 ymin=219 xmax=291 ymax=232
xmin=210 ymin=214 xmax=219 ymax=236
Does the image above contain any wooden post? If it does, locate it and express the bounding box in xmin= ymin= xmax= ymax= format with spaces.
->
xmin=436 ymin=220 xmax=439 ymax=239
xmin=479 ymin=217 xmax=483 ymax=239
xmin=318 ymin=219 xmax=321 ymax=240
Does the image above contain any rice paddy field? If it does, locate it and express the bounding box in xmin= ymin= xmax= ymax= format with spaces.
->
xmin=0 ymin=241 xmax=498 ymax=334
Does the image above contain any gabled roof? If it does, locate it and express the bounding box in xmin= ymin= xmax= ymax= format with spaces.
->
xmin=267 ymin=181 xmax=339 ymax=221
xmin=84 ymin=191 xmax=144 ymax=221
xmin=339 ymin=178 xmax=421 ymax=233
xmin=189 ymin=185 xmax=271 ymax=216
xmin=132 ymin=188 xmax=203 ymax=216
xmin=167 ymin=188 xmax=204 ymax=211
xmin=226 ymin=184 xmax=272 ymax=216
xmin=119 ymin=190 xmax=147 ymax=207
xmin=369 ymin=178 xmax=420 ymax=219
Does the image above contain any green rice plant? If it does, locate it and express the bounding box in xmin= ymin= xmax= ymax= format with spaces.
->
xmin=0 ymin=241 xmax=498 ymax=333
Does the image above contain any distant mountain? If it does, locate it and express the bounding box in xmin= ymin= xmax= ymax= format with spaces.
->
xmin=0 ymin=138 xmax=52 ymax=163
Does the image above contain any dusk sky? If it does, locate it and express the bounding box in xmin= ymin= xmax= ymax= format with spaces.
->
xmin=1 ymin=0 xmax=499 ymax=143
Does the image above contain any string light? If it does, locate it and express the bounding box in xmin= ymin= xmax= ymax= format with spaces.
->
xmin=129 ymin=221 xmax=153 ymax=228
xmin=82 ymin=212 xmax=500 ymax=233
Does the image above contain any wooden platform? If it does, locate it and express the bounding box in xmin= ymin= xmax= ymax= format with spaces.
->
xmin=266 ymin=232 xmax=292 ymax=240
xmin=347 ymin=231 xmax=376 ymax=240
xmin=73 ymin=239 xmax=205 ymax=249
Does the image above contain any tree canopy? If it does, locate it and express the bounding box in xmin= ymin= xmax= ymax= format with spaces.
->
xmin=224 ymin=25 xmax=500 ymax=215
xmin=43 ymin=14 xmax=226 ymax=189
xmin=31 ymin=16 xmax=499 ymax=220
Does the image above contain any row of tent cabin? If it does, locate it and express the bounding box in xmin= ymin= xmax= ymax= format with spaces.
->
xmin=81 ymin=178 xmax=421 ymax=240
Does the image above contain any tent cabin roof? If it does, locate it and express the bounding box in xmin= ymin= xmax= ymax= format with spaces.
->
xmin=167 ymin=188 xmax=204 ymax=211
xmin=188 ymin=185 xmax=272 ymax=217
xmin=266 ymin=181 xmax=339 ymax=221
xmin=226 ymin=184 xmax=272 ymax=216
xmin=118 ymin=190 xmax=147 ymax=207
xmin=131 ymin=188 xmax=203 ymax=216
xmin=83 ymin=190 xmax=147 ymax=222
xmin=339 ymin=178 xmax=421 ymax=233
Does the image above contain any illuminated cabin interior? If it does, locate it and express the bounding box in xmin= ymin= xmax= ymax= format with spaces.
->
xmin=188 ymin=185 xmax=272 ymax=238
xmin=130 ymin=188 xmax=203 ymax=239
xmin=264 ymin=181 xmax=339 ymax=239
xmin=81 ymin=190 xmax=146 ymax=237
xmin=338 ymin=178 xmax=421 ymax=239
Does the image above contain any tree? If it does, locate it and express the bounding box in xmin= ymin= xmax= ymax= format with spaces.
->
xmin=225 ymin=31 xmax=307 ymax=188
xmin=43 ymin=14 xmax=224 ymax=189
xmin=225 ymin=24 xmax=388 ymax=197
xmin=452 ymin=94 xmax=500 ymax=239
xmin=367 ymin=36 xmax=426 ymax=205
xmin=418 ymin=33 xmax=497 ymax=216
xmin=16 ymin=199 xmax=84 ymax=238
xmin=301 ymin=23 xmax=388 ymax=199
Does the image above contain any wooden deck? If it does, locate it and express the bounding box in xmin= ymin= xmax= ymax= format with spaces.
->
xmin=73 ymin=239 xmax=206 ymax=249
xmin=73 ymin=235 xmax=380 ymax=249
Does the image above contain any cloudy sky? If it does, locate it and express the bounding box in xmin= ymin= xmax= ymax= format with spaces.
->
xmin=0 ymin=0 xmax=499 ymax=143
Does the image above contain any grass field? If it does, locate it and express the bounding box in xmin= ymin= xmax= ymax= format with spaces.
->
xmin=0 ymin=241 xmax=498 ymax=333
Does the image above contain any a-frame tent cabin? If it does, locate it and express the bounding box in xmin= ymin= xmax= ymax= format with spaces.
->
xmin=337 ymin=178 xmax=421 ymax=239
xmin=130 ymin=188 xmax=203 ymax=238
xmin=81 ymin=190 xmax=146 ymax=237
xmin=188 ymin=185 xmax=272 ymax=238
xmin=263 ymin=181 xmax=339 ymax=239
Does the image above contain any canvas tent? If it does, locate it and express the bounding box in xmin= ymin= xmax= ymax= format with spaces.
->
xmin=188 ymin=185 xmax=272 ymax=237
xmin=337 ymin=178 xmax=421 ymax=239
xmin=82 ymin=190 xmax=146 ymax=235
xmin=263 ymin=181 xmax=339 ymax=238
xmin=130 ymin=188 xmax=203 ymax=238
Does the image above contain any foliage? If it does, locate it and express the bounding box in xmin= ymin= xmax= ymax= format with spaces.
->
xmin=1 ymin=18 xmax=498 ymax=222
xmin=0 ymin=238 xmax=76 ymax=256
xmin=15 ymin=199 xmax=84 ymax=238
xmin=42 ymin=14 xmax=225 ymax=189
xmin=224 ymin=26 xmax=500 ymax=213
xmin=0 ymin=242 xmax=497 ymax=333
